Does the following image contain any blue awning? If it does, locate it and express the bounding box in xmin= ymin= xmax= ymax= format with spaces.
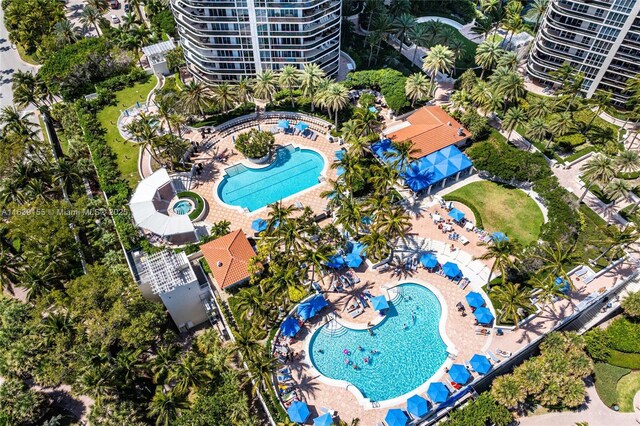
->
xmin=442 ymin=262 xmax=462 ymax=278
xmin=295 ymin=121 xmax=309 ymax=132
xmin=345 ymin=252 xmax=363 ymax=268
xmin=280 ymin=317 xmax=301 ymax=337
xmin=335 ymin=149 xmax=345 ymax=160
xmin=492 ymin=232 xmax=508 ymax=242
xmin=313 ymin=413 xmax=333 ymax=426
xmin=406 ymin=394 xmax=429 ymax=417
xmin=310 ymin=294 xmax=328 ymax=312
xmin=420 ymin=253 xmax=438 ymax=268
xmin=465 ymin=292 xmax=485 ymax=308
xmin=474 ymin=307 xmax=494 ymax=324
xmin=371 ymin=295 xmax=389 ymax=311
xmin=297 ymin=302 xmax=316 ymax=321
xmin=336 ymin=166 xmax=345 ymax=176
xmin=251 ymin=218 xmax=268 ymax=232
xmin=287 ymin=401 xmax=310 ymax=423
xmin=470 ymin=354 xmax=492 ymax=374
xmin=449 ymin=364 xmax=471 ymax=384
xmin=278 ymin=119 xmax=290 ymax=129
xmin=448 ymin=208 xmax=465 ymax=221
xmin=384 ymin=409 xmax=408 ymax=426
xmin=347 ymin=241 xmax=367 ymax=256
xmin=427 ymin=382 xmax=449 ymax=403
xmin=326 ymin=255 xmax=345 ymax=269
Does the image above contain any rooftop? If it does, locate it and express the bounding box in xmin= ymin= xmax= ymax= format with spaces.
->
xmin=142 ymin=39 xmax=176 ymax=65
xmin=137 ymin=250 xmax=197 ymax=295
xmin=200 ymin=229 xmax=258 ymax=290
xmin=385 ymin=106 xmax=469 ymax=159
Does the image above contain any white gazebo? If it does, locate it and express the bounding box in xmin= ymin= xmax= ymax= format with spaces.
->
xmin=129 ymin=168 xmax=196 ymax=244
xmin=142 ymin=39 xmax=177 ymax=76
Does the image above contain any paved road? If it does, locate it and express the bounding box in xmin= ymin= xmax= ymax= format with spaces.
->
xmin=0 ymin=0 xmax=38 ymax=110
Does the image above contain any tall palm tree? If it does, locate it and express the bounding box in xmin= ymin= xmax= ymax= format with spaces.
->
xmin=148 ymin=388 xmax=188 ymax=426
xmin=422 ymin=45 xmax=455 ymax=95
xmin=497 ymin=51 xmax=519 ymax=70
xmin=528 ymin=96 xmax=553 ymax=119
xmin=533 ymin=241 xmax=579 ymax=289
xmin=604 ymin=178 xmax=631 ymax=207
xmin=405 ymin=72 xmax=430 ymax=106
xmin=475 ymin=238 xmax=522 ymax=288
xmin=525 ymin=0 xmax=549 ymax=33
xmin=333 ymin=149 xmax=364 ymax=190
xmin=491 ymin=375 xmax=526 ymax=409
xmin=53 ymin=19 xmax=80 ymax=45
xmin=526 ymin=117 xmax=550 ymax=150
xmin=362 ymin=0 xmax=384 ymax=34
xmin=549 ymin=111 xmax=574 ymax=144
xmin=474 ymin=40 xmax=503 ymax=79
xmin=149 ymin=344 xmax=178 ymax=384
xmin=492 ymin=282 xmax=533 ymax=326
xmin=87 ymin=0 xmax=109 ymax=11
xmin=579 ymin=153 xmax=616 ymax=202
xmin=372 ymin=13 xmax=394 ymax=60
xmin=389 ymin=0 xmax=411 ymax=17
xmin=231 ymin=322 xmax=266 ymax=363
xmin=387 ymin=140 xmax=419 ymax=173
xmin=376 ymin=205 xmax=411 ymax=243
xmin=212 ymin=82 xmax=238 ymax=113
xmin=471 ymin=16 xmax=494 ymax=41
xmin=407 ymin=24 xmax=430 ymax=64
xmin=616 ymin=150 xmax=640 ymax=174
xmin=299 ymin=63 xmax=326 ymax=112
xmin=531 ymin=275 xmax=568 ymax=312
xmin=493 ymin=68 xmax=525 ymax=112
xmin=301 ymin=243 xmax=332 ymax=286
xmin=278 ymin=65 xmax=301 ymax=107
xmin=472 ymin=82 xmax=503 ymax=116
xmin=319 ymin=83 xmax=349 ymax=128
xmin=392 ymin=14 xmax=416 ymax=55
xmin=592 ymin=225 xmax=637 ymax=263
xmin=253 ymin=69 xmax=278 ymax=103
xmin=335 ymin=197 xmax=365 ymax=236
xmin=237 ymin=77 xmax=253 ymax=105
xmin=449 ymin=89 xmax=472 ymax=113
xmin=352 ymin=107 xmax=380 ymax=137
xmin=503 ymin=107 xmax=528 ymax=141
xmin=585 ymin=90 xmax=611 ymax=130
xmin=80 ymin=5 xmax=107 ymax=36
xmin=361 ymin=226 xmax=391 ymax=262
xmin=168 ymin=353 xmax=211 ymax=394
xmin=181 ymin=81 xmax=211 ymax=118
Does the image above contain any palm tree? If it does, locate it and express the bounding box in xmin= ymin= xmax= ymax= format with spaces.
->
xmin=604 ymin=178 xmax=631 ymax=207
xmin=528 ymin=96 xmax=553 ymax=119
xmin=247 ymin=349 xmax=278 ymax=395
xmin=531 ymin=275 xmax=568 ymax=312
xmin=493 ymin=69 xmax=525 ymax=111
xmin=253 ymin=70 xmax=278 ymax=103
xmin=335 ymin=197 xmax=365 ymax=236
xmin=361 ymin=226 xmax=391 ymax=262
xmin=585 ymin=90 xmax=611 ymax=130
xmin=87 ymin=0 xmax=109 ymax=11
xmin=533 ymin=241 xmax=579 ymax=289
xmin=389 ymin=0 xmax=411 ymax=17
xmin=387 ymin=140 xmax=419 ymax=173
xmin=181 ymin=81 xmax=211 ymax=118
xmin=231 ymin=322 xmax=265 ymax=363
xmin=407 ymin=24 xmax=430 ymax=64
xmin=299 ymin=63 xmax=326 ymax=112
xmin=362 ymin=0 xmax=384 ymax=33
xmin=376 ymin=205 xmax=411 ymax=243
xmin=392 ymin=13 xmax=416 ymax=55
xmin=53 ymin=19 xmax=80 ymax=45
xmin=352 ymin=107 xmax=380 ymax=137
xmin=526 ymin=117 xmax=550 ymax=150
xmin=422 ymin=45 xmax=455 ymax=95
xmin=149 ymin=344 xmax=178 ymax=384
xmin=592 ymin=225 xmax=637 ymax=263
xmin=372 ymin=13 xmax=394 ymax=59
xmin=493 ymin=282 xmax=533 ymax=326
xmin=497 ymin=51 xmax=519 ymax=70
xmin=212 ymin=83 xmax=238 ymax=113
xmin=279 ymin=65 xmax=301 ymax=107
xmin=471 ymin=16 xmax=494 ymax=41
xmin=474 ymin=40 xmax=503 ymax=79
xmin=491 ymin=374 xmax=526 ymax=409
xmin=301 ymin=243 xmax=332 ymax=286
xmin=502 ymin=107 xmax=528 ymax=141
xmin=616 ymin=150 xmax=640 ymax=174
xmin=319 ymin=83 xmax=349 ymax=128
xmin=526 ymin=0 xmax=549 ymax=32
xmin=549 ymin=111 xmax=574 ymax=145
xmin=148 ymin=388 xmax=188 ymax=426
xmin=168 ymin=354 xmax=211 ymax=394
xmin=475 ymin=238 xmax=522 ymax=288
xmin=579 ymin=153 xmax=616 ymax=202
xmin=405 ymin=72 xmax=431 ymax=106
xmin=237 ymin=77 xmax=253 ymax=105
xmin=449 ymin=89 xmax=472 ymax=113
xmin=472 ymin=82 xmax=502 ymax=116
xmin=80 ymin=5 xmax=107 ymax=36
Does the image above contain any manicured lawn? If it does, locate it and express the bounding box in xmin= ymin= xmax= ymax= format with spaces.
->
xmin=617 ymin=370 xmax=640 ymax=411
xmin=445 ymin=180 xmax=544 ymax=245
xmin=416 ymin=23 xmax=478 ymax=70
xmin=16 ymin=44 xmax=40 ymax=65
xmin=96 ymin=75 xmax=158 ymax=187
xmin=594 ymin=362 xmax=630 ymax=407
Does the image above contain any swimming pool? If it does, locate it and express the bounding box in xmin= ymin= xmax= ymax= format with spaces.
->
xmin=217 ymin=145 xmax=324 ymax=212
xmin=173 ymin=200 xmax=193 ymax=215
xmin=309 ymin=283 xmax=448 ymax=402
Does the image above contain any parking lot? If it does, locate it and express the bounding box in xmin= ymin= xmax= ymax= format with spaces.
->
xmin=66 ymin=0 xmax=131 ymax=36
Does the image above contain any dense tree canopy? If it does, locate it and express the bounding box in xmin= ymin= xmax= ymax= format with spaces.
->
xmin=2 ymin=0 xmax=65 ymax=53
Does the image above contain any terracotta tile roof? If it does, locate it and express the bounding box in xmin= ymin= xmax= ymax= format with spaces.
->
xmin=200 ymin=229 xmax=257 ymax=290
xmin=386 ymin=106 xmax=469 ymax=159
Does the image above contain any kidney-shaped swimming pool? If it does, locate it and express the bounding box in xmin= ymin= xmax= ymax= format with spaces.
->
xmin=309 ymin=283 xmax=449 ymax=403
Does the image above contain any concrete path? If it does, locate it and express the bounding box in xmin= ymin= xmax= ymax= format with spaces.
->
xmin=415 ymin=16 xmax=463 ymax=29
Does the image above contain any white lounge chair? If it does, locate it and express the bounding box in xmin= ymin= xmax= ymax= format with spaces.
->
xmin=486 ymin=350 xmax=500 ymax=363
xmin=496 ymin=348 xmax=512 ymax=358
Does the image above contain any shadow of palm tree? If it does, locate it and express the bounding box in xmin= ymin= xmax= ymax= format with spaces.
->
xmin=334 ymin=279 xmax=376 ymax=311
xmin=295 ymin=373 xmax=321 ymax=399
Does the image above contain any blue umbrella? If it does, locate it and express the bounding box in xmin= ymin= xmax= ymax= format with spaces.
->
xmin=449 ymin=364 xmax=471 ymax=384
xmin=336 ymin=166 xmax=345 ymax=176
xmin=310 ymin=294 xmax=328 ymax=312
xmin=326 ymin=255 xmax=345 ymax=269
xmin=251 ymin=218 xmax=268 ymax=232
xmin=474 ymin=307 xmax=494 ymax=324
xmin=297 ymin=302 xmax=316 ymax=321
xmin=555 ymin=277 xmax=570 ymax=294
xmin=384 ymin=409 xmax=408 ymax=426
xmin=492 ymin=232 xmax=508 ymax=242
xmin=280 ymin=317 xmax=301 ymax=337
xmin=465 ymin=292 xmax=485 ymax=308
xmin=420 ymin=253 xmax=438 ymax=269
xmin=448 ymin=208 xmax=465 ymax=221
xmin=361 ymin=216 xmax=372 ymax=225
xmin=369 ymin=106 xmax=378 ymax=113
xmin=295 ymin=121 xmax=309 ymax=132
xmin=335 ymin=149 xmax=345 ymax=160
xmin=371 ymin=295 xmax=389 ymax=311
xmin=313 ymin=413 xmax=333 ymax=426
xmin=278 ymin=119 xmax=290 ymax=129
xmin=350 ymin=241 xmax=367 ymax=256
xmin=470 ymin=354 xmax=492 ymax=374
xmin=287 ymin=401 xmax=310 ymax=423
xmin=427 ymin=382 xmax=449 ymax=403
xmin=442 ymin=262 xmax=462 ymax=278
xmin=406 ymin=394 xmax=428 ymax=417
xmin=345 ymin=252 xmax=363 ymax=268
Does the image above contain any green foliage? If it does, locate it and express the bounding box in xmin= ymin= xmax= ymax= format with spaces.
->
xmin=235 ymin=129 xmax=275 ymax=159
xmin=607 ymin=350 xmax=640 ymax=370
xmin=344 ymin=69 xmax=410 ymax=112
xmin=442 ymin=393 xmax=513 ymax=426
xmin=622 ymin=291 xmax=640 ymax=318
xmin=585 ymin=328 xmax=612 ymax=362
xmin=150 ymin=9 xmax=177 ymax=37
xmin=459 ymin=110 xmax=490 ymax=140
xmin=458 ymin=69 xmax=478 ymax=92
xmin=593 ymin=363 xmax=630 ymax=407
xmin=2 ymin=0 xmax=65 ymax=54
xmin=0 ymin=379 xmax=49 ymax=425
xmin=606 ymin=317 xmax=640 ymax=353
xmin=192 ymin=103 xmax=256 ymax=128
xmin=165 ymin=47 xmax=186 ymax=73
xmin=177 ymin=191 xmax=206 ymax=220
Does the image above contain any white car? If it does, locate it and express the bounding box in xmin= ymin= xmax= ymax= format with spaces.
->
xmin=111 ymin=14 xmax=120 ymax=24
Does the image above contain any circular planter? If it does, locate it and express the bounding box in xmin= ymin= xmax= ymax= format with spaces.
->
xmin=176 ymin=191 xmax=208 ymax=221
xmin=247 ymin=151 xmax=272 ymax=164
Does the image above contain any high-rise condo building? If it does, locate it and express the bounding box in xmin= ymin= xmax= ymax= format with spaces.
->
xmin=527 ymin=0 xmax=640 ymax=106
xmin=170 ymin=0 xmax=342 ymax=83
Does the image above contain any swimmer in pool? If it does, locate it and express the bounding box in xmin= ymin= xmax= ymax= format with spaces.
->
xmin=403 ymin=323 xmax=407 ymax=329
xmin=318 ymin=349 xmax=324 ymax=354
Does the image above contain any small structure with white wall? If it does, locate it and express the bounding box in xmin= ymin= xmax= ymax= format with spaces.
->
xmin=142 ymin=39 xmax=177 ymax=76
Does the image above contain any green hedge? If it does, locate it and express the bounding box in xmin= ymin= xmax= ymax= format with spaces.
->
xmin=607 ymin=317 xmax=640 ymax=353
xmin=177 ymin=191 xmax=205 ymax=221
xmin=442 ymin=195 xmax=483 ymax=228
xmin=192 ymin=103 xmax=256 ymax=128
xmin=608 ymin=350 xmax=640 ymax=370
xmin=343 ymin=69 xmax=409 ymax=112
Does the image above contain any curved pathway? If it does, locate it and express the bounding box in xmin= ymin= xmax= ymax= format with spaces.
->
xmin=415 ymin=16 xmax=463 ymax=29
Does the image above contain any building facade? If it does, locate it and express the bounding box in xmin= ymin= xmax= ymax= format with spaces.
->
xmin=170 ymin=0 xmax=342 ymax=82
xmin=527 ymin=0 xmax=640 ymax=105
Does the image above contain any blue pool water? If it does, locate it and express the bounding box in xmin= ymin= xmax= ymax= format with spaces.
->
xmin=309 ymin=283 xmax=448 ymax=402
xmin=217 ymin=145 xmax=324 ymax=212
xmin=173 ymin=200 xmax=192 ymax=215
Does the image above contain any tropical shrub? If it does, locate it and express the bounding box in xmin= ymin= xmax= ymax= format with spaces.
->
xmin=585 ymin=328 xmax=613 ymax=362
xmin=459 ymin=110 xmax=490 ymax=140
xmin=150 ymin=9 xmax=177 ymax=37
xmin=606 ymin=317 xmax=640 ymax=353
xmin=0 ymin=379 xmax=49 ymax=425
xmin=344 ymin=69 xmax=409 ymax=112
xmin=2 ymin=0 xmax=65 ymax=54
xmin=442 ymin=393 xmax=512 ymax=426
xmin=622 ymin=291 xmax=640 ymax=318
xmin=235 ymin=129 xmax=275 ymax=159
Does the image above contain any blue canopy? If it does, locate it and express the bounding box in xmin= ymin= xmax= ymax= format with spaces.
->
xmin=449 ymin=364 xmax=471 ymax=384
xmin=345 ymin=252 xmax=363 ymax=268
xmin=474 ymin=307 xmax=494 ymax=324
xmin=384 ymin=409 xmax=408 ymax=426
xmin=442 ymin=262 xmax=462 ymax=278
xmin=470 ymin=354 xmax=492 ymax=374
xmin=448 ymin=208 xmax=465 ymax=221
xmin=406 ymin=394 xmax=428 ymax=417
xmin=371 ymin=295 xmax=389 ymax=311
xmin=425 ymin=150 xmax=448 ymax=165
xmin=297 ymin=302 xmax=316 ymax=321
xmin=465 ymin=292 xmax=485 ymax=308
xmin=287 ymin=401 xmax=310 ymax=423
xmin=280 ymin=317 xmax=301 ymax=337
xmin=438 ymin=145 xmax=460 ymax=158
xmin=371 ymin=139 xmax=391 ymax=157
xmin=348 ymin=241 xmax=367 ymax=256
xmin=448 ymin=153 xmax=473 ymax=170
xmin=420 ymin=253 xmax=439 ymax=268
xmin=251 ymin=218 xmax=268 ymax=232
xmin=295 ymin=121 xmax=309 ymax=132
xmin=369 ymin=106 xmax=378 ymax=113
xmin=326 ymin=255 xmax=345 ymax=269
xmin=435 ymin=160 xmax=460 ymax=178
xmin=310 ymin=294 xmax=328 ymax=312
xmin=427 ymin=382 xmax=449 ymax=403
xmin=278 ymin=119 xmax=290 ymax=129
xmin=403 ymin=163 xmax=440 ymax=192
xmin=336 ymin=166 xmax=345 ymax=176
xmin=555 ymin=277 xmax=570 ymax=294
xmin=335 ymin=149 xmax=345 ymax=160
xmin=492 ymin=232 xmax=508 ymax=242
xmin=314 ymin=413 xmax=333 ymax=426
